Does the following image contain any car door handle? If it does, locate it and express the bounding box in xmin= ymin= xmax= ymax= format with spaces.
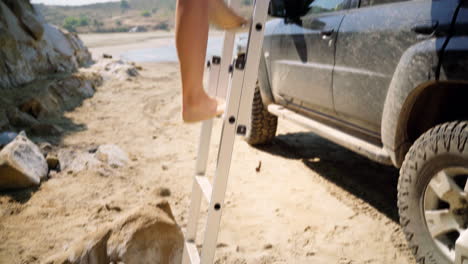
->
xmin=320 ymin=29 xmax=335 ymax=40
xmin=320 ymin=29 xmax=335 ymax=36
xmin=412 ymin=21 xmax=438 ymax=35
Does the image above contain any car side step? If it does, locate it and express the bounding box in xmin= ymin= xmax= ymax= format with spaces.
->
xmin=267 ymin=104 xmax=392 ymax=165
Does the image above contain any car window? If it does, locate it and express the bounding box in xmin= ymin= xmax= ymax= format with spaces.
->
xmin=360 ymin=0 xmax=408 ymax=7
xmin=306 ymin=0 xmax=348 ymax=15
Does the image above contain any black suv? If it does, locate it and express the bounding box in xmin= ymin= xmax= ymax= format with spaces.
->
xmin=241 ymin=0 xmax=468 ymax=263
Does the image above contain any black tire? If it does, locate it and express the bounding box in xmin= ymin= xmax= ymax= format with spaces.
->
xmin=245 ymin=84 xmax=277 ymax=145
xmin=398 ymin=121 xmax=468 ymax=264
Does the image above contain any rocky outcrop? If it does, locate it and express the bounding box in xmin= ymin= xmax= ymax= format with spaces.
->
xmin=0 ymin=72 xmax=102 ymax=134
xmin=0 ymin=132 xmax=48 ymax=190
xmin=0 ymin=0 xmax=92 ymax=89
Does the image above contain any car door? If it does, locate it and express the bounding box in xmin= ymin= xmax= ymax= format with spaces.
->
xmin=333 ymin=0 xmax=460 ymax=136
xmin=269 ymin=0 xmax=349 ymax=117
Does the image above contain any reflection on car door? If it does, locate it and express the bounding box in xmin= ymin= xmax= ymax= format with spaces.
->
xmin=269 ymin=0 xmax=348 ymax=117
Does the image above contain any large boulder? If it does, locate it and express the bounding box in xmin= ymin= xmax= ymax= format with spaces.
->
xmin=0 ymin=132 xmax=48 ymax=190
xmin=0 ymin=0 xmax=92 ymax=89
xmin=45 ymin=202 xmax=184 ymax=264
xmin=107 ymin=202 xmax=184 ymax=264
xmin=44 ymin=229 xmax=112 ymax=264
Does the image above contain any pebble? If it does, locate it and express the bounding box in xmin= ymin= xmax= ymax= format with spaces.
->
xmin=156 ymin=187 xmax=171 ymax=197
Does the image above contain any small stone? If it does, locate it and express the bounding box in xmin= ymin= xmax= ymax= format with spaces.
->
xmin=156 ymin=187 xmax=171 ymax=197
xmin=216 ymin=243 xmax=228 ymax=248
xmin=103 ymin=53 xmax=113 ymax=59
xmin=95 ymin=144 xmax=128 ymax=168
xmin=264 ymin=244 xmax=273 ymax=250
xmin=38 ymin=142 xmax=53 ymax=156
xmin=105 ymin=203 xmax=122 ymax=212
xmin=161 ymin=165 xmax=168 ymax=171
xmin=236 ymin=246 xmax=242 ymax=252
xmin=0 ymin=132 xmax=48 ymax=190
xmin=46 ymin=154 xmax=60 ymax=170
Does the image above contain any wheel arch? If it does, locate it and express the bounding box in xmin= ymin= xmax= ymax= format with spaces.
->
xmin=382 ymin=38 xmax=447 ymax=167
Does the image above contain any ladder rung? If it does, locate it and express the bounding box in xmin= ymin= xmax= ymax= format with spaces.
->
xmin=195 ymin=175 xmax=212 ymax=203
xmin=184 ymin=240 xmax=200 ymax=264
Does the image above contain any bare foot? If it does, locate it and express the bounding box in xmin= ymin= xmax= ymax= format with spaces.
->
xmin=209 ymin=0 xmax=247 ymax=30
xmin=183 ymin=93 xmax=225 ymax=123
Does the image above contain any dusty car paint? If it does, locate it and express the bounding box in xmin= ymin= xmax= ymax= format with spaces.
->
xmin=254 ymin=0 xmax=465 ymax=166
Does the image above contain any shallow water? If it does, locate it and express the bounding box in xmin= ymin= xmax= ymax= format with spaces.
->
xmin=121 ymin=36 xmax=224 ymax=63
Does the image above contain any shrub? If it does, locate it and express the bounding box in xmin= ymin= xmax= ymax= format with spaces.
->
xmin=63 ymin=16 xmax=79 ymax=32
xmin=78 ymin=15 xmax=89 ymax=27
xmin=141 ymin=10 xmax=151 ymax=17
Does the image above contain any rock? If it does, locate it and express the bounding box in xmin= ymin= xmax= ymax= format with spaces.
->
xmin=58 ymin=148 xmax=101 ymax=173
xmin=0 ymin=0 xmax=92 ymax=89
xmin=44 ymin=229 xmax=111 ymax=264
xmin=95 ymin=145 xmax=128 ymax=168
xmin=0 ymin=132 xmax=17 ymax=149
xmin=155 ymin=187 xmax=171 ymax=197
xmin=0 ymin=132 xmax=48 ymax=190
xmin=107 ymin=202 xmax=184 ymax=264
xmin=38 ymin=142 xmax=53 ymax=156
xmin=129 ymin=26 xmax=147 ymax=33
xmin=94 ymin=60 xmax=140 ymax=81
xmin=6 ymin=108 xmax=39 ymax=128
xmin=46 ymin=154 xmax=59 ymax=170
xmin=102 ymin=54 xmax=112 ymax=59
xmin=3 ymin=0 xmax=45 ymax=40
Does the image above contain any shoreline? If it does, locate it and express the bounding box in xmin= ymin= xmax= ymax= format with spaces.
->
xmin=80 ymin=31 xmax=224 ymax=61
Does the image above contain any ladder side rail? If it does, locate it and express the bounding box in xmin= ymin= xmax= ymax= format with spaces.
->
xmin=215 ymin=0 xmax=241 ymax=99
xmin=200 ymin=58 xmax=246 ymax=264
xmin=182 ymin=59 xmax=221 ymax=264
xmin=236 ymin=0 xmax=271 ymax=134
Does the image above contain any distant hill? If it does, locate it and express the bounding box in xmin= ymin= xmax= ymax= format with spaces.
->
xmin=35 ymin=0 xmax=253 ymax=34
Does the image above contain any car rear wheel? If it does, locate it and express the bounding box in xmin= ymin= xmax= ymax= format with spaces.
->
xmin=245 ymin=83 xmax=277 ymax=146
xmin=398 ymin=121 xmax=468 ymax=264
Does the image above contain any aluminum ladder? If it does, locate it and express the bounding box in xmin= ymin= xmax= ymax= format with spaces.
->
xmin=182 ymin=1 xmax=270 ymax=263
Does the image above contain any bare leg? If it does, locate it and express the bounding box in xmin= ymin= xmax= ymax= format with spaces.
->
xmin=176 ymin=0 xmax=246 ymax=123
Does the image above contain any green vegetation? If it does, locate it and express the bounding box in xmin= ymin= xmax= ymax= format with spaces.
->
xmin=62 ymin=15 xmax=89 ymax=32
xmin=35 ymin=0 xmax=252 ymax=34
xmin=141 ymin=10 xmax=151 ymax=17
xmin=120 ymin=0 xmax=130 ymax=13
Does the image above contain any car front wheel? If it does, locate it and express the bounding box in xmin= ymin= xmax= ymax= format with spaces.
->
xmin=399 ymin=121 xmax=468 ymax=264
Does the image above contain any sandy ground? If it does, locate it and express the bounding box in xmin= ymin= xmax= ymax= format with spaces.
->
xmin=0 ymin=33 xmax=417 ymax=264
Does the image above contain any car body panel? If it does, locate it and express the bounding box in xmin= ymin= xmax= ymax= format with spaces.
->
xmin=268 ymin=10 xmax=345 ymax=117
xmin=334 ymin=0 xmax=459 ymax=135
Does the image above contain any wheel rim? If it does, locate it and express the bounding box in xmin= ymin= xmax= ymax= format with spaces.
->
xmin=423 ymin=167 xmax=468 ymax=261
